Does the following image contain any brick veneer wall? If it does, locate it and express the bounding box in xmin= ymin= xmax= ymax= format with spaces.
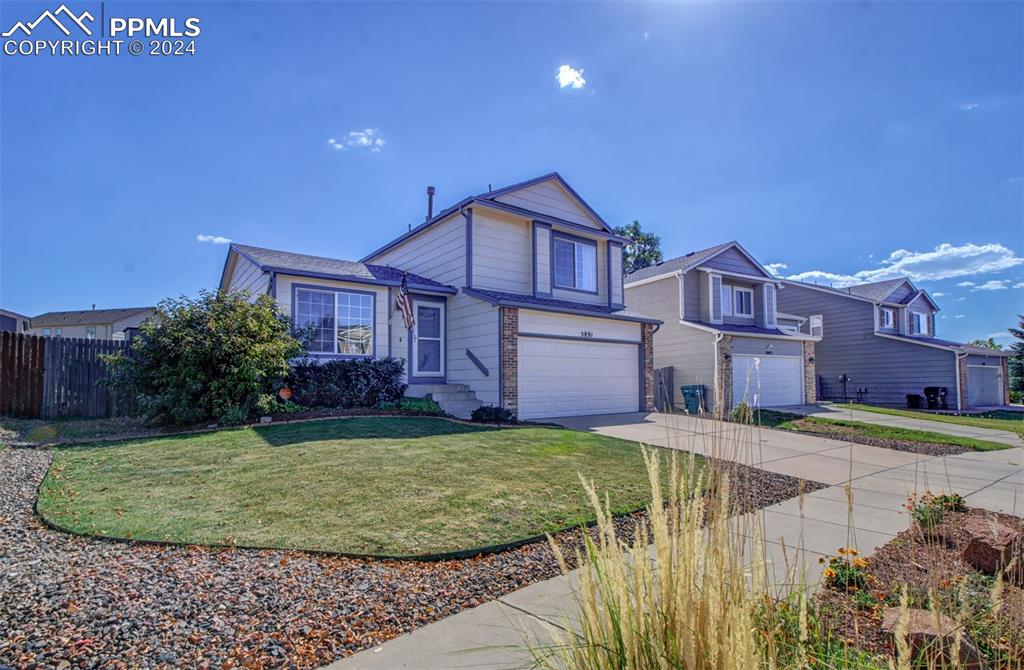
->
xmin=500 ymin=307 xmax=519 ymax=416
xmin=641 ymin=323 xmax=655 ymax=412
xmin=1003 ymin=356 xmax=1011 ymax=405
xmin=803 ymin=341 xmax=817 ymax=404
xmin=715 ymin=335 xmax=734 ymax=414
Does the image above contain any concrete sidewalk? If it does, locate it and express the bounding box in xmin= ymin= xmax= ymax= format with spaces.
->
xmin=324 ymin=414 xmax=1022 ymax=670
xmin=783 ymin=404 xmax=1023 ymax=447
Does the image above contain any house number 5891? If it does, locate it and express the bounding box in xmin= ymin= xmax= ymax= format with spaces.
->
xmin=580 ymin=331 xmax=594 ymax=338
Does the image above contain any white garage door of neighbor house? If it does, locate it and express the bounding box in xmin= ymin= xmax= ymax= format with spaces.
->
xmin=517 ymin=337 xmax=639 ymax=420
xmin=732 ymin=354 xmax=803 ymax=408
xmin=967 ymin=366 xmax=1002 ymax=407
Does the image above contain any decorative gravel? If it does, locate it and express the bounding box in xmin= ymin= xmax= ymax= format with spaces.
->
xmin=1 ymin=447 xmax=824 ymax=669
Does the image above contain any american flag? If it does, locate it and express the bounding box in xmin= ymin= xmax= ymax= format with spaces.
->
xmin=396 ymin=273 xmax=415 ymax=330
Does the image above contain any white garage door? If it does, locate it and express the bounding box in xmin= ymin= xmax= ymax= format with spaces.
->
xmin=967 ymin=366 xmax=1002 ymax=407
xmin=518 ymin=337 xmax=639 ymax=420
xmin=732 ymin=354 xmax=803 ymax=408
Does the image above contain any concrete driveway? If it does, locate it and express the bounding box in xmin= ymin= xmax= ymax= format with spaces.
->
xmin=778 ymin=404 xmax=1023 ymax=447
xmin=552 ymin=411 xmax=926 ymax=486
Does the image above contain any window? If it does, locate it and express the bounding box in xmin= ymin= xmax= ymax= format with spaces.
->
xmin=85 ymin=327 xmax=96 ymax=339
xmin=295 ymin=287 xmax=374 ymax=356
xmin=911 ymin=312 xmax=927 ymax=335
xmin=733 ymin=288 xmax=754 ymax=317
xmin=721 ymin=284 xmax=733 ymax=316
xmin=553 ymin=236 xmax=597 ymax=292
xmin=880 ymin=307 xmax=895 ymax=329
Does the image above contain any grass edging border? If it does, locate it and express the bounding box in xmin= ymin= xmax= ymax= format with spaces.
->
xmin=5 ymin=412 xmax=534 ymax=450
xmin=31 ymin=453 xmax=648 ymax=563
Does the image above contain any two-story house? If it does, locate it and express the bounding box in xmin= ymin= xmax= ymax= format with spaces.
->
xmin=218 ymin=173 xmax=661 ymax=420
xmin=776 ymin=277 xmax=1009 ymax=409
xmin=625 ymin=242 xmax=822 ymax=412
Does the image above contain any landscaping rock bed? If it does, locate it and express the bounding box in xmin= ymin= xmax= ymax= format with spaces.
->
xmin=0 ymin=447 xmax=824 ymax=669
xmin=816 ymin=505 xmax=1024 ymax=666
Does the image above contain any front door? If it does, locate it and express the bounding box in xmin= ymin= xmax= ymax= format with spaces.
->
xmin=412 ymin=300 xmax=445 ymax=377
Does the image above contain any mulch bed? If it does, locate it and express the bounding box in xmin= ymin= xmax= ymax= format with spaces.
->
xmin=815 ymin=507 xmax=1024 ymax=662
xmin=0 ymin=447 xmax=825 ymax=669
xmin=783 ymin=420 xmax=970 ymax=456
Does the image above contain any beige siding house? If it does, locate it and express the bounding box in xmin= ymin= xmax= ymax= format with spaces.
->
xmin=219 ymin=173 xmax=660 ymax=419
xmin=27 ymin=307 xmax=155 ymax=340
xmin=626 ymin=242 xmax=822 ymax=413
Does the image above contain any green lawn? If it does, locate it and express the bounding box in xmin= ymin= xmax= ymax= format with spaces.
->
xmin=38 ymin=417 xmax=685 ymax=557
xmin=836 ymin=403 xmax=1024 ymax=437
xmin=751 ymin=410 xmax=1011 ymax=452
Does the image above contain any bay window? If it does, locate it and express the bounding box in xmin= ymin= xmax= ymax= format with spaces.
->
xmin=553 ymin=235 xmax=597 ymax=292
xmin=295 ymin=287 xmax=374 ymax=356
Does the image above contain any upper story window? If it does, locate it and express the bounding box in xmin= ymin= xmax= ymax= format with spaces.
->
xmin=911 ymin=312 xmax=928 ymax=335
xmin=295 ymin=287 xmax=374 ymax=356
xmin=733 ymin=287 xmax=754 ymax=317
xmin=880 ymin=307 xmax=895 ymax=329
xmin=553 ymin=235 xmax=597 ymax=292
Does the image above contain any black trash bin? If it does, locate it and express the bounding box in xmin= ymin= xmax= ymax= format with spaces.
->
xmin=923 ymin=387 xmax=948 ymax=410
xmin=906 ymin=394 xmax=923 ymax=409
xmin=680 ymin=384 xmax=706 ymax=414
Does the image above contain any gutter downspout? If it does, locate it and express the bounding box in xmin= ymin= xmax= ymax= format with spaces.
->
xmin=955 ymin=350 xmax=968 ymax=410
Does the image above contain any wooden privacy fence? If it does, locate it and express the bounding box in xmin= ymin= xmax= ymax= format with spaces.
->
xmin=0 ymin=332 xmax=134 ymax=419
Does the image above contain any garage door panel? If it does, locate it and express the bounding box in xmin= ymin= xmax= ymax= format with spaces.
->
xmin=732 ymin=355 xmax=802 ymax=408
xmin=518 ymin=338 xmax=639 ymax=420
xmin=967 ymin=367 xmax=1001 ymax=407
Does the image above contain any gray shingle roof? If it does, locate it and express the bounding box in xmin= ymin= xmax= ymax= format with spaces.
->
xmin=842 ymin=278 xmax=910 ymax=302
xmin=463 ymin=287 xmax=661 ymax=324
xmin=31 ymin=307 xmax=154 ymax=328
xmin=625 ymin=242 xmax=735 ymax=283
xmin=233 ymin=244 xmax=455 ymax=292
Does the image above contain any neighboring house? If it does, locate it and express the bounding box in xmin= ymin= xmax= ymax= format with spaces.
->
xmin=27 ymin=307 xmax=155 ymax=340
xmin=625 ymin=241 xmax=822 ymax=412
xmin=0 ymin=308 xmax=30 ymax=333
xmin=776 ymin=277 xmax=1009 ymax=409
xmin=218 ymin=172 xmax=661 ymax=420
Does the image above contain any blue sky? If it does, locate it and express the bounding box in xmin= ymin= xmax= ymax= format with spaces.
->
xmin=1 ymin=1 xmax=1021 ymax=344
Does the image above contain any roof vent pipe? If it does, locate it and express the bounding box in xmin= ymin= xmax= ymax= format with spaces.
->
xmin=426 ymin=186 xmax=435 ymax=221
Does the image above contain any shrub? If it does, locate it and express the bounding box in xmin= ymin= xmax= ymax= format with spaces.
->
xmin=104 ymin=291 xmax=302 ymax=426
xmin=731 ymin=402 xmax=754 ymax=424
xmin=471 ymin=405 xmax=515 ymax=424
xmin=289 ymin=357 xmax=406 ymax=409
xmin=378 ymin=397 xmax=444 ymax=415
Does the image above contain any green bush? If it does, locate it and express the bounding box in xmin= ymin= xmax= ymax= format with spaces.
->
xmin=289 ymin=357 xmax=406 ymax=409
xmin=104 ymin=290 xmax=303 ymax=426
xmin=471 ymin=405 xmax=515 ymax=424
xmin=378 ymin=396 xmax=444 ymax=415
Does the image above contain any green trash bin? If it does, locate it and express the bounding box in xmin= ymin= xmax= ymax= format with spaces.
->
xmin=680 ymin=384 xmax=706 ymax=414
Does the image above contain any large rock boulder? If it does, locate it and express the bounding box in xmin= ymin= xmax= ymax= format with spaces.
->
xmin=960 ymin=512 xmax=1022 ymax=583
xmin=881 ymin=608 xmax=987 ymax=670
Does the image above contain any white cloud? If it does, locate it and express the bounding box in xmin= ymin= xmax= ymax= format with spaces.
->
xmin=958 ymin=102 xmax=980 ymax=111
xmin=955 ymin=314 xmax=966 ymax=319
xmin=328 ymin=128 xmax=386 ymax=153
xmin=197 ymin=234 xmax=231 ymax=244
xmin=556 ymin=64 xmax=586 ymax=89
xmin=957 ymin=281 xmax=975 ymax=287
xmin=931 ymin=292 xmax=945 ymax=297
xmin=971 ymin=280 xmax=1009 ymax=291
xmin=765 ymin=262 xmax=787 ymax=277
xmin=784 ymin=242 xmax=1024 ymax=287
